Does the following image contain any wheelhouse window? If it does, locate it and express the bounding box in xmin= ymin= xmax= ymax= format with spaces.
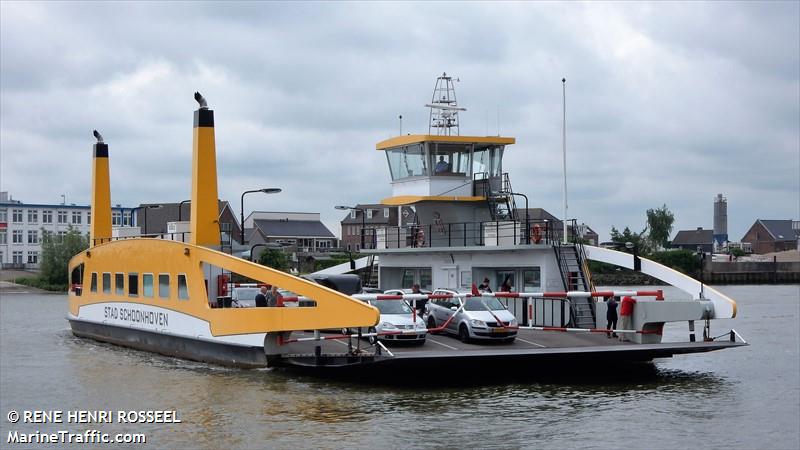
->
xmin=177 ymin=274 xmax=189 ymax=300
xmin=90 ymin=273 xmax=98 ymax=293
xmin=128 ymin=273 xmax=139 ymax=297
xmin=430 ymin=143 xmax=471 ymax=176
xmin=142 ymin=273 xmax=154 ymax=298
xmin=472 ymin=145 xmax=504 ymax=177
xmin=158 ymin=274 xmax=170 ymax=299
xmin=102 ymin=273 xmax=111 ymax=294
xmin=115 ymin=273 xmax=124 ymax=295
xmin=386 ymin=144 xmax=427 ymax=180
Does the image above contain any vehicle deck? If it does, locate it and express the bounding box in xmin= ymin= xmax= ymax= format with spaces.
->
xmin=274 ymin=328 xmax=745 ymax=373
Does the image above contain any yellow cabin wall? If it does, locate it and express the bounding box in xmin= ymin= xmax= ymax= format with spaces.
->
xmin=68 ymin=239 xmax=379 ymax=335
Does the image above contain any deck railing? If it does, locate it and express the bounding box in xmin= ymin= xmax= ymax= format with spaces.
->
xmin=362 ymin=218 xmax=569 ymax=250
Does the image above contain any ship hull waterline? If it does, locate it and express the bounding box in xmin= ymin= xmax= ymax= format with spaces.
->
xmin=68 ymin=319 xmax=745 ymax=374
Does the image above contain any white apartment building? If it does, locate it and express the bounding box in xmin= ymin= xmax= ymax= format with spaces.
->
xmin=0 ymin=192 xmax=134 ymax=270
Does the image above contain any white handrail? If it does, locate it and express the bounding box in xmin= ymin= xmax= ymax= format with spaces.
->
xmin=582 ymin=245 xmax=737 ymax=319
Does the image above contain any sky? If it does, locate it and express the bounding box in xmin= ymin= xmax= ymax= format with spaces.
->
xmin=1 ymin=1 xmax=798 ymax=242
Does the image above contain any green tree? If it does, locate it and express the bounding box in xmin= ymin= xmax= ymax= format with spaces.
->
xmin=40 ymin=227 xmax=88 ymax=285
xmin=609 ymin=226 xmax=650 ymax=255
xmin=648 ymin=249 xmax=701 ymax=274
xmin=257 ymin=248 xmax=290 ymax=272
xmin=646 ymin=204 xmax=675 ymax=250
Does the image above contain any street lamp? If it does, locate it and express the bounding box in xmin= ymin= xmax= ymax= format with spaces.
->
xmin=335 ymin=205 xmax=366 ymax=250
xmin=240 ymin=188 xmax=282 ymax=245
xmin=177 ymin=199 xmax=191 ymax=222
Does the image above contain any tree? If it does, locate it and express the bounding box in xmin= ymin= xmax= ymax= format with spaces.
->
xmin=646 ymin=204 xmax=675 ymax=250
xmin=609 ymin=226 xmax=650 ymax=255
xmin=257 ymin=248 xmax=290 ymax=272
xmin=40 ymin=227 xmax=88 ymax=285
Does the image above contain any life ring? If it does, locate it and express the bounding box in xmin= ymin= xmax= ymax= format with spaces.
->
xmin=531 ymin=224 xmax=542 ymax=244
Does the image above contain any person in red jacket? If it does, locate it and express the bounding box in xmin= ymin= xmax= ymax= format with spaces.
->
xmin=618 ymin=295 xmax=636 ymax=342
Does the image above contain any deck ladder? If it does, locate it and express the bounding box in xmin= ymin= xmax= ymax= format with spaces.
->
xmin=554 ymin=241 xmax=596 ymax=328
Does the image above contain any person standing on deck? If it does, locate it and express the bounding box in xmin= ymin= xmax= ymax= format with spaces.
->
xmin=618 ymin=295 xmax=636 ymax=342
xmin=606 ymin=296 xmax=619 ymax=338
xmin=255 ymin=286 xmax=268 ymax=308
xmin=266 ymin=285 xmax=281 ymax=307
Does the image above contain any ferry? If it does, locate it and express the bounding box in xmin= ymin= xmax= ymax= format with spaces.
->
xmin=67 ymin=81 xmax=746 ymax=374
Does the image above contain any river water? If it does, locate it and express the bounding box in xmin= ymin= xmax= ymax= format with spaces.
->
xmin=1 ymin=284 xmax=798 ymax=449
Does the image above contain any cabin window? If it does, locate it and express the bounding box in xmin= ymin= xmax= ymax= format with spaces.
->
xmin=90 ymin=273 xmax=98 ymax=293
xmin=143 ymin=273 xmax=154 ymax=298
xmin=472 ymin=145 xmax=505 ymax=177
xmin=177 ymin=274 xmax=189 ymax=300
xmin=115 ymin=273 xmax=124 ymax=295
xmin=431 ymin=143 xmax=471 ymax=176
xmin=102 ymin=273 xmax=111 ymax=294
xmin=128 ymin=273 xmax=139 ymax=297
xmin=158 ymin=274 xmax=170 ymax=299
xmin=383 ymin=208 xmax=389 ymax=218
xmin=522 ymin=268 xmax=541 ymax=291
xmin=385 ymin=144 xmax=427 ymax=180
xmin=70 ymin=263 xmax=84 ymax=296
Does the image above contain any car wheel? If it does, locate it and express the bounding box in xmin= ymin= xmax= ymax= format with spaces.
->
xmin=416 ymin=338 xmax=426 ymax=346
xmin=505 ymin=337 xmax=516 ymax=344
xmin=459 ymin=324 xmax=471 ymax=343
xmin=367 ymin=327 xmax=378 ymax=345
xmin=427 ymin=317 xmax=438 ymax=334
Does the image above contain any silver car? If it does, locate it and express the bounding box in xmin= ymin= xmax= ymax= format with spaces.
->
xmin=361 ymin=299 xmax=427 ymax=345
xmin=426 ymin=289 xmax=517 ymax=343
xmin=382 ymin=288 xmax=432 ymax=315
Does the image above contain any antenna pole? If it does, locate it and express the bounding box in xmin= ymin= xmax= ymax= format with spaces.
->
xmin=562 ymin=77 xmax=568 ymax=244
xmin=399 ymin=115 xmax=403 ymax=136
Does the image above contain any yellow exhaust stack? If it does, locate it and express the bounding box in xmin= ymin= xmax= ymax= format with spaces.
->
xmin=190 ymin=92 xmax=221 ymax=247
xmin=90 ymin=130 xmax=112 ymax=246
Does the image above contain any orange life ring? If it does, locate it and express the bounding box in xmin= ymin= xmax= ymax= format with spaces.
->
xmin=531 ymin=224 xmax=542 ymax=244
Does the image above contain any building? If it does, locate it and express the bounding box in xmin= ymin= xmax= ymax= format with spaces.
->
xmin=741 ymin=219 xmax=800 ymax=254
xmin=671 ymin=227 xmax=715 ymax=253
xmin=244 ymin=212 xmax=338 ymax=255
xmin=340 ymin=204 xmax=417 ymax=252
xmin=0 ymin=191 xmax=134 ymax=269
xmin=133 ymin=200 xmax=242 ymax=246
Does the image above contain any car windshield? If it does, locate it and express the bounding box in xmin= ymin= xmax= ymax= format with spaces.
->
xmin=234 ymin=288 xmax=259 ymax=301
xmin=373 ymin=299 xmax=412 ymax=314
xmin=464 ymin=297 xmax=505 ymax=311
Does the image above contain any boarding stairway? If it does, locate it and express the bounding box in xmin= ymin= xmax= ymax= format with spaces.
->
xmin=554 ymin=241 xmax=596 ymax=328
xmin=361 ymin=254 xmax=379 ymax=288
xmin=475 ymin=172 xmax=517 ymax=221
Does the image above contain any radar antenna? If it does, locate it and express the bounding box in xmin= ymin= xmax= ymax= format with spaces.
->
xmin=426 ymin=72 xmax=466 ymax=136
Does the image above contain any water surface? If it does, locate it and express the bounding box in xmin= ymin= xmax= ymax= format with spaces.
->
xmin=1 ymin=285 xmax=798 ymax=449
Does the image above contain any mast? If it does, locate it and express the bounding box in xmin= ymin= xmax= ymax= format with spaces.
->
xmin=425 ymin=72 xmax=466 ymax=136
xmin=562 ymin=78 xmax=568 ymax=244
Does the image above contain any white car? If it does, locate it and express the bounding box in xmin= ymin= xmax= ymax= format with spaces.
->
xmin=230 ymin=287 xmax=261 ymax=307
xmin=360 ymin=299 xmax=427 ymax=345
xmin=426 ymin=289 xmax=517 ymax=343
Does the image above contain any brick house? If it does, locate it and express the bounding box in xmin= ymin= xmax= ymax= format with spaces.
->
xmin=741 ymin=219 xmax=800 ymax=254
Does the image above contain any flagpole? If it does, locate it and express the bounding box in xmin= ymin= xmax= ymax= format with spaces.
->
xmin=562 ymin=77 xmax=568 ymax=244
